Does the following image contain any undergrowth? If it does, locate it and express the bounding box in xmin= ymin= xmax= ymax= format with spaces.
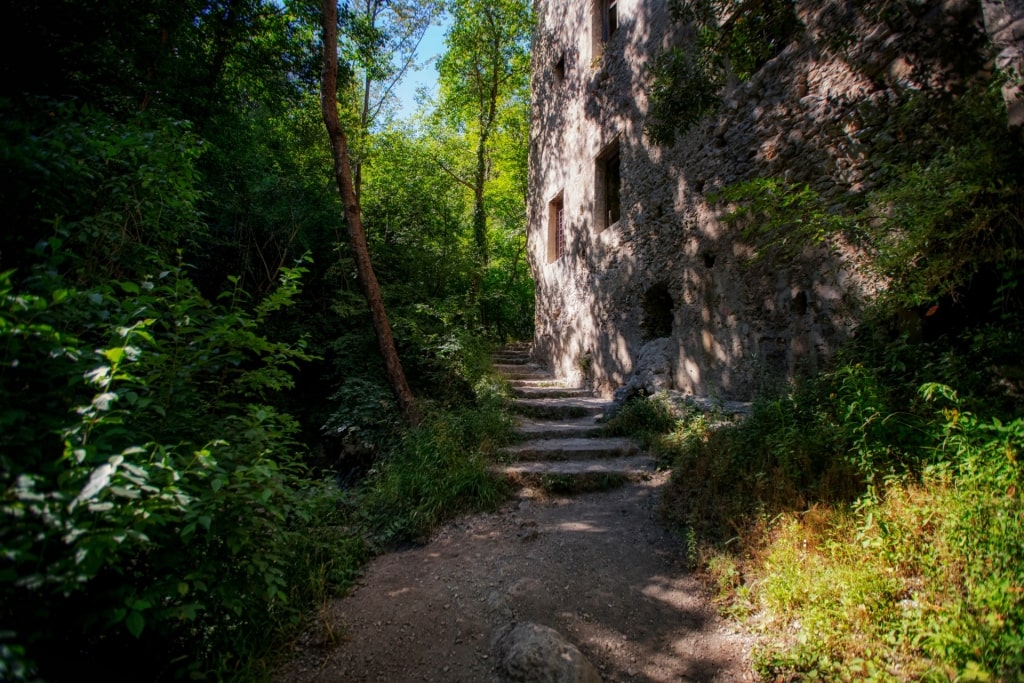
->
xmin=633 ymin=82 xmax=1024 ymax=682
xmin=640 ymin=342 xmax=1023 ymax=681
xmin=352 ymin=375 xmax=514 ymax=548
xmin=602 ymin=392 xmax=678 ymax=451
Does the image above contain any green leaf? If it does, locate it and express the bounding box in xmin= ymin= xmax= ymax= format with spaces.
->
xmin=961 ymin=661 xmax=991 ymax=682
xmin=125 ymin=610 xmax=145 ymax=638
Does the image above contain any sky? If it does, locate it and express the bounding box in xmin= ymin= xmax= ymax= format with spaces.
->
xmin=389 ymin=17 xmax=450 ymax=119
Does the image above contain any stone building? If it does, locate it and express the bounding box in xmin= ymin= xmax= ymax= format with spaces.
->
xmin=526 ymin=0 xmax=1021 ymax=399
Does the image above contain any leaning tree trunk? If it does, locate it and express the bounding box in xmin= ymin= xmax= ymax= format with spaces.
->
xmin=320 ymin=0 xmax=420 ymax=425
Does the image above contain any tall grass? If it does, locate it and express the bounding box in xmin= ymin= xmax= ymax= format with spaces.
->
xmin=354 ymin=375 xmax=514 ymax=547
xmin=643 ymin=364 xmax=1023 ymax=681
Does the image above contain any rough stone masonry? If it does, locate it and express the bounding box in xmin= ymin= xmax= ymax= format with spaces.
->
xmin=527 ymin=0 xmax=1024 ymax=400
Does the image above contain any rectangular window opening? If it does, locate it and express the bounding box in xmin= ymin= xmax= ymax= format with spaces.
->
xmin=607 ymin=0 xmax=618 ymax=39
xmin=554 ymin=53 xmax=566 ymax=84
xmin=547 ymin=192 xmax=566 ymax=263
xmin=595 ymin=140 xmax=621 ymax=231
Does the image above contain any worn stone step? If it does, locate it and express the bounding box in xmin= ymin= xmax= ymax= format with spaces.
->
xmin=511 ymin=397 xmax=611 ymax=419
xmin=507 ymin=378 xmax=567 ymax=388
xmin=514 ymin=416 xmax=605 ymax=439
xmin=492 ymin=354 xmax=531 ymax=365
xmin=511 ymin=385 xmax=592 ymax=400
xmin=495 ymin=364 xmax=553 ymax=380
xmin=500 ymin=437 xmax=639 ymax=462
xmin=492 ymin=348 xmax=531 ymax=358
xmin=496 ymin=455 xmax=657 ymax=492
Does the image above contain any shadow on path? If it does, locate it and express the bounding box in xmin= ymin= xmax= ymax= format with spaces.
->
xmin=274 ymin=475 xmax=754 ymax=683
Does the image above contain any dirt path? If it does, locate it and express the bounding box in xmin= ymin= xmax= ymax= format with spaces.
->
xmin=274 ymin=474 xmax=755 ymax=682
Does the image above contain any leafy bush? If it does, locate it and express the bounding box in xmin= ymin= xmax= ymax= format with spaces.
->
xmin=647 ymin=0 xmax=803 ymax=144
xmin=0 ymin=30 xmax=397 ymax=677
xmin=739 ymin=392 xmax=1024 ymax=681
xmin=0 ymin=253 xmax=355 ymax=679
xmin=659 ymin=380 xmax=861 ymax=544
xmin=0 ymin=102 xmax=205 ymax=279
xmin=355 ymin=378 xmax=513 ymax=547
xmin=602 ymin=393 xmax=679 ymax=451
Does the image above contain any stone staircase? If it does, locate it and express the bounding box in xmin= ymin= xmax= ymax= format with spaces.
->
xmin=493 ymin=343 xmax=655 ymax=493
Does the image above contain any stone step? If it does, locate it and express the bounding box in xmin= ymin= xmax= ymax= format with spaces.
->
xmin=500 ymin=437 xmax=639 ymax=461
xmin=511 ymin=397 xmax=612 ymax=419
xmin=492 ymin=354 xmax=531 ymax=365
xmin=495 ymin=455 xmax=657 ymax=491
xmin=494 ymin=345 xmax=531 ymax=358
xmin=493 ymin=348 xmax=531 ymax=357
xmin=507 ymin=378 xmax=567 ymax=388
xmin=495 ymin=364 xmax=553 ymax=380
xmin=511 ymin=385 xmax=592 ymax=400
xmin=514 ymin=416 xmax=605 ymax=439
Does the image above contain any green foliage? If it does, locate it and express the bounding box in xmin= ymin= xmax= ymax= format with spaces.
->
xmin=432 ymin=0 xmax=535 ymax=337
xmin=0 ymin=252 xmax=361 ymax=680
xmin=740 ymin=397 xmax=1024 ymax=682
xmin=0 ymin=101 xmax=205 ymax=278
xmin=355 ymin=379 xmax=513 ymax=546
xmin=323 ymin=377 xmax=404 ymax=451
xmin=659 ymin=382 xmax=861 ymax=544
xmin=647 ymin=0 xmax=803 ymax=143
xmin=711 ymin=177 xmax=855 ymax=262
xmin=437 ymin=0 xmax=533 ymax=119
xmin=713 ymin=84 xmax=1024 ymax=315
xmin=602 ymin=393 xmax=678 ymax=451
xmin=646 ymin=46 xmax=725 ymax=145
xmin=865 ymin=141 xmax=1024 ymax=312
xmin=361 ymin=128 xmax=473 ymax=296
xmin=659 ymin=356 xmax=1024 ymax=679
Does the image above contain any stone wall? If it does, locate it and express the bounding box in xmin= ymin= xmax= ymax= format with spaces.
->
xmin=527 ymin=0 xmax=1000 ymax=399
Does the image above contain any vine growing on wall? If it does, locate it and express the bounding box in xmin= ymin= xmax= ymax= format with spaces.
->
xmin=646 ymin=0 xmax=803 ymax=145
xmin=713 ymin=83 xmax=1024 ymax=316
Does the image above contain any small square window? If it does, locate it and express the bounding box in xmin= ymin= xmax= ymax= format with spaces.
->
xmin=554 ymin=53 xmax=566 ymax=84
xmin=547 ymin=192 xmax=566 ymax=263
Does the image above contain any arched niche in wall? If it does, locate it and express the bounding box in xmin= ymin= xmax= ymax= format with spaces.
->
xmin=642 ymin=282 xmax=674 ymax=340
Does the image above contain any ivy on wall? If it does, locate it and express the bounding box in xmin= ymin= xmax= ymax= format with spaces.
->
xmin=646 ymin=0 xmax=803 ymax=145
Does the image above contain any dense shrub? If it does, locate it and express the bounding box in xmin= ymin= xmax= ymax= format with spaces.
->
xmin=0 ymin=253 xmax=365 ymax=680
xmin=0 ymin=102 xmax=358 ymax=680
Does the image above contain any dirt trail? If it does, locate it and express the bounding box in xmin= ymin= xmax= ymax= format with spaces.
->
xmin=274 ymin=474 xmax=755 ymax=682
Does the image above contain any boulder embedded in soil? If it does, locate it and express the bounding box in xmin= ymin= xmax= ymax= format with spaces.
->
xmin=494 ymin=621 xmax=603 ymax=683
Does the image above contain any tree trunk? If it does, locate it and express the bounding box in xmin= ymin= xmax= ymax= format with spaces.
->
xmin=320 ymin=0 xmax=420 ymax=425
xmin=472 ymin=135 xmax=488 ymax=266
